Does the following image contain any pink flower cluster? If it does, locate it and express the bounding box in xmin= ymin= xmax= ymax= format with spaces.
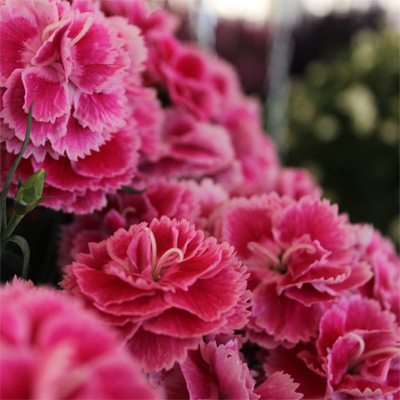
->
xmin=0 ymin=0 xmax=318 ymax=213
xmin=2 ymin=1 xmax=399 ymax=399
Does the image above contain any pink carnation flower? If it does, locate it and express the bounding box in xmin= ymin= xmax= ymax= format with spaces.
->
xmin=60 ymin=216 xmax=252 ymax=372
xmin=100 ymin=0 xmax=179 ymax=42
xmin=150 ymin=339 xmax=303 ymax=400
xmin=150 ymin=339 xmax=259 ymax=399
xmin=354 ymin=225 xmax=400 ymax=321
xmin=213 ymin=193 xmax=373 ymax=347
xmin=140 ymin=107 xmax=235 ymax=179
xmin=146 ymin=33 xmax=242 ymax=120
xmin=57 ymin=178 xmax=228 ymax=267
xmin=317 ymin=295 xmax=399 ymax=398
xmin=0 ymin=0 xmax=147 ymax=212
xmin=217 ymin=97 xmax=280 ymax=196
xmin=0 ymin=278 xmax=160 ymax=399
xmin=271 ymin=167 xmax=323 ymax=200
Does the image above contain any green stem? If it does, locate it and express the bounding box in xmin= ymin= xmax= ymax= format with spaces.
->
xmin=0 ymin=100 xmax=34 ymax=233
xmin=1 ymin=213 xmax=23 ymax=243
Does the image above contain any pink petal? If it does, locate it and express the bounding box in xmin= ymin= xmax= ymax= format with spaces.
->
xmin=71 ymin=127 xmax=139 ymax=179
xmin=251 ymin=280 xmax=325 ymax=345
xmin=255 ymin=371 xmax=303 ymax=400
xmin=66 ymin=14 xmax=128 ymax=93
xmin=265 ymin=345 xmax=327 ymax=399
xmin=143 ymin=308 xmax=226 ymax=338
xmin=22 ymin=66 xmax=70 ymax=123
xmin=164 ymin=264 xmax=244 ymax=321
xmin=0 ymin=4 xmax=40 ymax=84
xmin=51 ymin=111 xmax=111 ymax=161
xmin=73 ymin=89 xmax=127 ymax=133
xmin=31 ymin=21 xmax=68 ymax=67
xmin=1 ymin=69 xmax=68 ymax=151
xmin=72 ymin=264 xmax=153 ymax=306
xmin=277 ymin=197 xmax=350 ymax=252
xmin=127 ymin=326 xmax=199 ymax=373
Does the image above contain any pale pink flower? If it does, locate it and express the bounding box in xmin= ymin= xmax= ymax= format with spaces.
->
xmin=213 ymin=193 xmax=373 ymax=348
xmin=0 ymin=278 xmax=161 ymax=399
xmin=60 ymin=216 xmax=252 ymax=372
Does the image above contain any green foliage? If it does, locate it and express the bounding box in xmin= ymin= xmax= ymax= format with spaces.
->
xmin=0 ymin=101 xmax=50 ymax=279
xmin=286 ymin=27 xmax=399 ymax=243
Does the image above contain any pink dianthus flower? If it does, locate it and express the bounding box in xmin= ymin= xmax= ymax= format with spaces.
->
xmin=354 ymin=225 xmax=400 ymax=321
xmin=140 ymin=107 xmax=235 ymax=179
xmin=60 ymin=216 xmax=252 ymax=372
xmin=0 ymin=278 xmax=160 ymax=399
xmin=0 ymin=0 xmax=147 ymax=213
xmin=146 ymin=33 xmax=242 ymax=121
xmin=317 ymin=295 xmax=399 ymax=398
xmin=213 ymin=193 xmax=373 ymax=348
xmin=150 ymin=339 xmax=304 ymax=400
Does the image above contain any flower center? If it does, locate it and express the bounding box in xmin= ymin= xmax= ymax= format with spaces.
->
xmin=146 ymin=228 xmax=184 ymax=282
xmin=68 ymin=17 xmax=94 ymax=48
xmin=41 ymin=20 xmax=68 ymax=43
xmin=347 ymin=332 xmax=399 ymax=370
xmin=247 ymin=241 xmax=316 ymax=273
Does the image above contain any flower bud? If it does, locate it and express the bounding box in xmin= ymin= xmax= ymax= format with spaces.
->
xmin=14 ymin=169 xmax=46 ymax=216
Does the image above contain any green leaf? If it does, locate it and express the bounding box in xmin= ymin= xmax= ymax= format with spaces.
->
xmin=4 ymin=235 xmax=30 ymax=280
xmin=0 ymin=100 xmax=35 ymax=233
xmin=121 ymin=185 xmax=148 ymax=195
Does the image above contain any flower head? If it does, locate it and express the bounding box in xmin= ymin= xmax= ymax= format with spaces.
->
xmin=0 ymin=278 xmax=161 ymax=399
xmin=0 ymin=0 xmax=147 ymax=212
xmin=60 ymin=216 xmax=252 ymax=372
xmin=213 ymin=193 xmax=373 ymax=348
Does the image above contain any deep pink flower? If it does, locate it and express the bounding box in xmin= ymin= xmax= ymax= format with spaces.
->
xmin=354 ymin=225 xmax=400 ymax=321
xmin=146 ymin=33 xmax=242 ymax=120
xmin=0 ymin=278 xmax=161 ymax=399
xmin=149 ymin=338 xmax=304 ymax=400
xmin=317 ymin=295 xmax=399 ymax=398
xmin=60 ymin=216 xmax=252 ymax=372
xmin=57 ymin=178 xmax=228 ymax=267
xmin=140 ymin=107 xmax=235 ymax=179
xmin=271 ymin=167 xmax=322 ymax=200
xmin=213 ymin=193 xmax=373 ymax=348
xmin=218 ymin=97 xmax=280 ymax=196
xmin=100 ymin=0 xmax=179 ymax=41
xmin=150 ymin=339 xmax=259 ymax=400
xmin=0 ymin=0 xmax=147 ymax=212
